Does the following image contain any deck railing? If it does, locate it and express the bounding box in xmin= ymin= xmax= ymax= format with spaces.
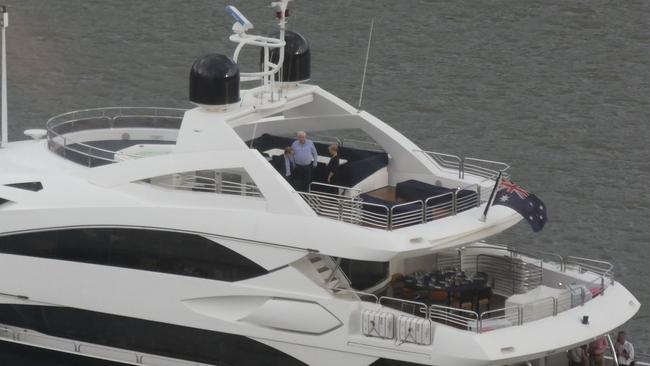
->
xmin=415 ymin=150 xmax=511 ymax=181
xmin=46 ymin=107 xmax=186 ymax=167
xmin=299 ymin=183 xmax=481 ymax=230
xmin=355 ymin=245 xmax=614 ymax=334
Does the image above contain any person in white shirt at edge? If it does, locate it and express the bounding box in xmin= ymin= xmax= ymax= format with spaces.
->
xmin=615 ymin=331 xmax=635 ymax=366
xmin=290 ymin=131 xmax=318 ymax=191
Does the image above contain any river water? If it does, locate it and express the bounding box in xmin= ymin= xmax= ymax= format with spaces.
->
xmin=1 ymin=0 xmax=649 ymax=363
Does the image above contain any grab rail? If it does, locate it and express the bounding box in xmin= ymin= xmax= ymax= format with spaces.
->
xmin=379 ymin=296 xmax=429 ymax=318
xmin=356 ymin=244 xmax=614 ymax=335
xmin=430 ymin=304 xmax=479 ymax=330
xmin=46 ymin=107 xmax=186 ymax=166
xmin=565 ymin=256 xmax=615 ymax=282
xmin=415 ymin=150 xmax=511 ymax=181
xmin=299 ymin=184 xmax=481 ymax=231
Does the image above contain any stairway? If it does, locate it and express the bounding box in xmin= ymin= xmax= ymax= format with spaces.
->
xmin=309 ymin=255 xmax=350 ymax=292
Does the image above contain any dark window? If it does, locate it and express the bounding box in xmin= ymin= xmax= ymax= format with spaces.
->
xmin=0 ymin=198 xmax=8 ymax=205
xmin=340 ymin=258 xmax=389 ymax=290
xmin=4 ymin=182 xmax=43 ymax=192
xmin=0 ymin=228 xmax=267 ymax=282
xmin=0 ymin=304 xmax=307 ymax=366
xmin=370 ymin=359 xmax=428 ymax=366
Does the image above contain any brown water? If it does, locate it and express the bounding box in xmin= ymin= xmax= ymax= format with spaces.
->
xmin=2 ymin=0 xmax=649 ymax=359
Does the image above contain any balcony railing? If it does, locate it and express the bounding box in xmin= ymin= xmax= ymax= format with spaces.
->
xmin=354 ymin=244 xmax=614 ymax=335
xmin=46 ymin=107 xmax=186 ymax=167
xmin=415 ymin=150 xmax=511 ymax=181
xmin=299 ymin=182 xmax=482 ymax=230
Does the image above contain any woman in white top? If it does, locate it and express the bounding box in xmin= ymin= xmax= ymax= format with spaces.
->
xmin=616 ymin=331 xmax=635 ymax=366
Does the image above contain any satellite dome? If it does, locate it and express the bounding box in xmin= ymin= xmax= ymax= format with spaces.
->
xmin=189 ymin=54 xmax=240 ymax=106
xmin=265 ymin=30 xmax=311 ymax=82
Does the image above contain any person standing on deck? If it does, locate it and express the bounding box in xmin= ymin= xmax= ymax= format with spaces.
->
xmin=291 ymin=131 xmax=318 ymax=191
xmin=615 ymin=331 xmax=635 ymax=366
xmin=589 ymin=336 xmax=609 ymax=366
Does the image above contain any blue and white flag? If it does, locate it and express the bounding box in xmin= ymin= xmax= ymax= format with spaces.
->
xmin=493 ymin=180 xmax=547 ymax=232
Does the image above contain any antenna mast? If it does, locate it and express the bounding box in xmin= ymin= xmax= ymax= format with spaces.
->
xmin=0 ymin=6 xmax=7 ymax=148
xmin=358 ymin=18 xmax=374 ymax=110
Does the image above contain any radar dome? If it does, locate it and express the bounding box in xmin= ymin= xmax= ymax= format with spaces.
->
xmin=266 ymin=30 xmax=311 ymax=82
xmin=189 ymin=54 xmax=240 ymax=106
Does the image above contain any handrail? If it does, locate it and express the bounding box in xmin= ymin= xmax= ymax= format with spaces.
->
xmin=415 ymin=149 xmax=511 ymax=181
xmin=462 ymin=157 xmax=510 ymax=180
xmin=309 ymin=181 xmax=361 ymax=199
xmin=379 ymin=296 xmax=429 ymax=318
xmin=356 ymin=244 xmax=615 ymax=336
xmin=417 ymin=150 xmax=463 ymax=179
xmin=46 ymin=107 xmax=187 ymax=166
xmin=565 ymin=256 xmax=615 ymax=280
xmin=389 ymin=199 xmax=424 ymax=230
xmin=430 ymin=304 xmax=479 ymax=331
xmin=479 ymin=306 xmax=522 ymax=331
xmin=300 ymin=183 xmax=480 ymax=231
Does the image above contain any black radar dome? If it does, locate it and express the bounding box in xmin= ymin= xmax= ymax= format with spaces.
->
xmin=189 ymin=54 xmax=240 ymax=106
xmin=265 ymin=30 xmax=311 ymax=82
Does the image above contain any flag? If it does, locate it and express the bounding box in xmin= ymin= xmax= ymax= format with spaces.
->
xmin=492 ymin=180 xmax=547 ymax=232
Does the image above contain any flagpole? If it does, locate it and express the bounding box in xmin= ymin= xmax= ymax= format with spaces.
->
xmin=481 ymin=170 xmax=503 ymax=222
xmin=0 ymin=6 xmax=7 ymax=148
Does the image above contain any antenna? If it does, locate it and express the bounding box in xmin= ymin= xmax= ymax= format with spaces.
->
xmin=0 ymin=6 xmax=7 ymax=148
xmin=357 ymin=18 xmax=374 ymax=110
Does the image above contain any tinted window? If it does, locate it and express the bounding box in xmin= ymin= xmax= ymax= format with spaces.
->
xmin=0 ymin=304 xmax=307 ymax=366
xmin=340 ymin=258 xmax=389 ymax=290
xmin=0 ymin=228 xmax=267 ymax=282
xmin=4 ymin=182 xmax=43 ymax=192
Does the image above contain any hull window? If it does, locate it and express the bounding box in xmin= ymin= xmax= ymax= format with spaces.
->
xmin=0 ymin=228 xmax=267 ymax=282
xmin=4 ymin=182 xmax=44 ymax=192
xmin=0 ymin=304 xmax=307 ymax=366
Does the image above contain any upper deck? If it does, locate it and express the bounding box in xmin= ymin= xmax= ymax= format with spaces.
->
xmin=42 ymin=99 xmax=515 ymax=234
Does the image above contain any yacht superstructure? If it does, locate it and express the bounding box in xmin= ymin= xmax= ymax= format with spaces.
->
xmin=0 ymin=2 xmax=640 ymax=366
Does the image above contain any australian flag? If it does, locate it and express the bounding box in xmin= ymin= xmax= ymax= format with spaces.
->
xmin=493 ymin=180 xmax=548 ymax=232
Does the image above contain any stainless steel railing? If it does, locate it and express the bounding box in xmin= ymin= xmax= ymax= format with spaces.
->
xmin=46 ymin=107 xmax=186 ymax=166
xmin=430 ymin=304 xmax=479 ymax=330
xmin=152 ymin=174 xmax=263 ymax=198
xmin=415 ymin=150 xmax=511 ymax=181
xmin=467 ymin=254 xmax=543 ymax=296
xmin=565 ymin=256 xmax=615 ymax=282
xmin=299 ymin=183 xmax=481 ymax=230
xmin=355 ymin=244 xmax=614 ymax=334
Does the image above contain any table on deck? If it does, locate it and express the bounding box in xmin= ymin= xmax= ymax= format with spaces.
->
xmin=395 ymin=270 xmax=491 ymax=313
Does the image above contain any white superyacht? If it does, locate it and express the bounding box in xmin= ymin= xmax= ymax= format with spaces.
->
xmin=0 ymin=2 xmax=640 ymax=366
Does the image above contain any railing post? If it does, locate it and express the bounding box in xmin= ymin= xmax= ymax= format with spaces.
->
xmin=600 ymin=276 xmax=605 ymax=295
xmin=452 ymin=191 xmax=457 ymax=215
xmin=459 ymin=158 xmax=464 ymax=179
xmin=337 ymin=198 xmax=343 ymax=221
xmin=422 ymin=200 xmax=427 ymax=223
